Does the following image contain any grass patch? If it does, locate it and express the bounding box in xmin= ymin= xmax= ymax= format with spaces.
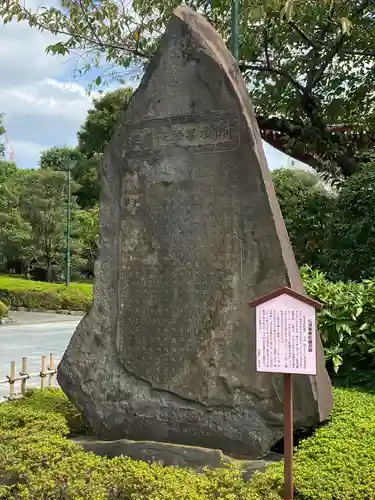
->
xmin=0 ymin=387 xmax=374 ymax=499
xmin=0 ymin=275 xmax=93 ymax=312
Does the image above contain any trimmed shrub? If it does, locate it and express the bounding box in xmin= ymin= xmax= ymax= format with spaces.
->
xmin=0 ymin=300 xmax=8 ymax=319
xmin=0 ymin=275 xmax=93 ymax=312
xmin=0 ymin=390 xmax=264 ymax=500
xmin=16 ymin=388 xmax=92 ymax=436
xmin=1 ymin=388 xmax=374 ymax=499
xmin=301 ymin=265 xmax=375 ymax=387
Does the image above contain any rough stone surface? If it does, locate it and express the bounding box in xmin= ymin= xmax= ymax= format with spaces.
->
xmin=71 ymin=436 xmax=282 ymax=478
xmin=58 ymin=6 xmax=333 ymax=458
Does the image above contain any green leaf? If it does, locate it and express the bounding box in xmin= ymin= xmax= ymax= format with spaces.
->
xmin=355 ymin=306 xmax=363 ymax=318
xmin=333 ymin=354 xmax=343 ymax=373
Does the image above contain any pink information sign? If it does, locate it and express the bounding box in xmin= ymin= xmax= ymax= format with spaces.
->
xmin=254 ymin=293 xmax=317 ymax=375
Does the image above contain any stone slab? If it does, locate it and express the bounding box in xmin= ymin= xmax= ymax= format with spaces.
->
xmin=71 ymin=435 xmax=283 ymax=479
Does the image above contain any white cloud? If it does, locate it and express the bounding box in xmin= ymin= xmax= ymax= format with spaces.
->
xmin=0 ymin=3 xmax=94 ymax=169
xmin=0 ymin=79 xmax=93 ymax=121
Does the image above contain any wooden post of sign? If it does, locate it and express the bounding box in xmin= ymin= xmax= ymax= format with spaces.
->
xmin=249 ymin=286 xmax=323 ymax=500
xmin=284 ymin=373 xmax=293 ymax=500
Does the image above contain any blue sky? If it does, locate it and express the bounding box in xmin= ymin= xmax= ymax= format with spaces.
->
xmin=0 ymin=1 xmax=307 ymax=172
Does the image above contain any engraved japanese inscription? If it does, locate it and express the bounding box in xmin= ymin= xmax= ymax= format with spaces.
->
xmin=117 ymin=161 xmax=245 ymax=395
xmin=122 ymin=110 xmax=240 ymax=159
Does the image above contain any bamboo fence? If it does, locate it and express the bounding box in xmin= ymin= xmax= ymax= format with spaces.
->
xmin=0 ymin=353 xmax=57 ymax=400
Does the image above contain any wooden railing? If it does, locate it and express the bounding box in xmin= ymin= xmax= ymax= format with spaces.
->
xmin=0 ymin=353 xmax=57 ymax=400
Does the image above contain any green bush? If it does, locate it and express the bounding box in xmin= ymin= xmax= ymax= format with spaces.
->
xmin=0 ymin=389 xmax=263 ymax=500
xmin=251 ymin=388 xmax=375 ymax=500
xmin=1 ymin=388 xmax=374 ymax=499
xmin=324 ymin=162 xmax=375 ymax=281
xmin=16 ymin=388 xmax=92 ymax=436
xmin=273 ymin=164 xmax=375 ymax=283
xmin=301 ymin=265 xmax=375 ymax=387
xmin=272 ymin=168 xmax=335 ymax=271
xmin=0 ymin=275 xmax=93 ymax=312
xmin=0 ymin=300 xmax=8 ymax=319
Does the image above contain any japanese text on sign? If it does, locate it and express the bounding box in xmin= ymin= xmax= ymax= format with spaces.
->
xmin=255 ymin=294 xmax=316 ymax=375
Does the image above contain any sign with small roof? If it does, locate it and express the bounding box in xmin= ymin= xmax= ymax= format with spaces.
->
xmin=249 ymin=286 xmax=322 ymax=376
xmin=249 ymin=286 xmax=323 ymax=500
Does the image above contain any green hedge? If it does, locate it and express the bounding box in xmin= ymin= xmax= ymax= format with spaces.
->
xmin=0 ymin=389 xmax=264 ymax=500
xmin=18 ymin=387 xmax=92 ymax=436
xmin=1 ymin=387 xmax=374 ymax=499
xmin=0 ymin=275 xmax=93 ymax=312
xmin=251 ymin=388 xmax=375 ymax=499
xmin=301 ymin=265 xmax=375 ymax=387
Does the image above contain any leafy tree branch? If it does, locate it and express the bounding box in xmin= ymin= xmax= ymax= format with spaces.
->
xmin=1 ymin=0 xmax=375 ymax=179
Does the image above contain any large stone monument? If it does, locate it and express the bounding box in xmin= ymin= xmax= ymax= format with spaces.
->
xmin=58 ymin=6 xmax=333 ymax=458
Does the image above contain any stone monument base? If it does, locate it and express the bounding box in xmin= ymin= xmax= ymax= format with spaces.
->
xmin=71 ymin=436 xmax=283 ymax=480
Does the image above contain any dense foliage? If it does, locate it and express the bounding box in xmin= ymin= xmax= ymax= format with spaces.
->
xmin=39 ymin=147 xmax=84 ymax=172
xmin=16 ymin=388 xmax=91 ymax=436
xmin=39 ymin=147 xmax=101 ymax=209
xmin=252 ymin=388 xmax=375 ymax=500
xmin=0 ymin=161 xmax=99 ymax=281
xmin=0 ymin=389 xmax=263 ymax=500
xmin=78 ymin=87 xmax=133 ymax=157
xmin=324 ymin=158 xmax=375 ymax=281
xmin=1 ymin=387 xmax=374 ymax=499
xmin=273 ymin=162 xmax=375 ymax=282
xmin=302 ymin=266 xmax=375 ymax=388
xmin=271 ymin=169 xmax=335 ymax=270
xmin=1 ymin=1 xmax=374 ymax=179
